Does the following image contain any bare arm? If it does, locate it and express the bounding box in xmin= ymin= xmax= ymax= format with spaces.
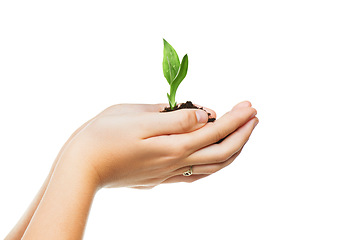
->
xmin=6 ymin=101 xmax=258 ymax=239
xmin=21 ymin=146 xmax=99 ymax=240
xmin=5 ymin=119 xmax=94 ymax=240
xmin=5 ymin=159 xmax=58 ymax=240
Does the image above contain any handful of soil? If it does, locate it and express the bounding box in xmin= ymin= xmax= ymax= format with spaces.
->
xmin=161 ymin=101 xmax=216 ymax=122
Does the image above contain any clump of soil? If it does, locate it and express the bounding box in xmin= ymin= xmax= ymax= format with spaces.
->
xmin=161 ymin=101 xmax=216 ymax=122
xmin=161 ymin=101 xmax=224 ymax=143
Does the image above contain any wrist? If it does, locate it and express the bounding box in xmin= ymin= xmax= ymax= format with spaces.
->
xmin=59 ymin=141 xmax=102 ymax=191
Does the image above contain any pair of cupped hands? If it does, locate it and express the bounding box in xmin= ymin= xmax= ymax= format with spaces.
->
xmin=59 ymin=101 xmax=258 ymax=190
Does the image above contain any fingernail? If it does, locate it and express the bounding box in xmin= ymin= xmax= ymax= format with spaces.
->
xmin=195 ymin=110 xmax=208 ymax=123
xmin=254 ymin=119 xmax=259 ymax=127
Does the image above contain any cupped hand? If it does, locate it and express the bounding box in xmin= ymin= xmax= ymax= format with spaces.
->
xmin=63 ymin=101 xmax=258 ymax=189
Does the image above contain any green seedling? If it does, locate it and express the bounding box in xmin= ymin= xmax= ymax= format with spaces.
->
xmin=162 ymin=39 xmax=188 ymax=109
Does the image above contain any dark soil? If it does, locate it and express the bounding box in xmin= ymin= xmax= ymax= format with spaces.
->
xmin=161 ymin=101 xmax=216 ymax=122
xmin=161 ymin=101 xmax=224 ymax=143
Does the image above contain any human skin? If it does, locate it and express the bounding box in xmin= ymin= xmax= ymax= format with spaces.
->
xmin=5 ymin=119 xmax=93 ymax=240
xmin=6 ymin=101 xmax=258 ymax=240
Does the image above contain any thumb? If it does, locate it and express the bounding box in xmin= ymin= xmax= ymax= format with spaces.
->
xmin=144 ymin=109 xmax=209 ymax=137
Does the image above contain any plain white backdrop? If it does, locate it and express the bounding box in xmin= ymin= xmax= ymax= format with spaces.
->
xmin=1 ymin=1 xmax=337 ymax=239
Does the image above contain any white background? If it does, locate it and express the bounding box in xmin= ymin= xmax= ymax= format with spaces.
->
xmin=1 ymin=1 xmax=337 ymax=239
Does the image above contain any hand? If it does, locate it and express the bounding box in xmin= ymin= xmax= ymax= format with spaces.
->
xmin=63 ymin=101 xmax=258 ymax=189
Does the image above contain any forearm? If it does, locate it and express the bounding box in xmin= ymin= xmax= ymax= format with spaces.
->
xmin=21 ymin=146 xmax=99 ymax=240
xmin=5 ymin=119 xmax=94 ymax=240
xmin=5 ymin=157 xmax=58 ymax=240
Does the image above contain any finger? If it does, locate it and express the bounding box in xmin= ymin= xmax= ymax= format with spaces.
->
xmin=162 ymin=148 xmax=242 ymax=184
xmin=189 ymin=103 xmax=217 ymax=119
xmin=181 ymin=117 xmax=258 ymax=166
xmin=171 ymin=148 xmax=242 ymax=177
xmin=202 ymin=107 xmax=216 ymax=119
xmin=191 ymin=152 xmax=238 ymax=174
xmin=142 ymin=109 xmax=210 ymax=137
xmin=178 ymin=106 xmax=257 ymax=152
xmin=162 ymin=174 xmax=208 ymax=184
xmin=232 ymin=101 xmax=252 ymax=110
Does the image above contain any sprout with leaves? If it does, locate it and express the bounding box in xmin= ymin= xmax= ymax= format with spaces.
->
xmin=162 ymin=39 xmax=188 ymax=109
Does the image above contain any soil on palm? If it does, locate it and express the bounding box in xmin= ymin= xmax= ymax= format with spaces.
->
xmin=161 ymin=101 xmax=216 ymax=122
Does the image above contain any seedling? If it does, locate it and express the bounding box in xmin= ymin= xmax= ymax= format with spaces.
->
xmin=162 ymin=39 xmax=188 ymax=109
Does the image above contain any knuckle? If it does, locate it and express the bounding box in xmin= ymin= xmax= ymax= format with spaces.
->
xmin=243 ymin=131 xmax=252 ymax=143
xmin=162 ymin=145 xmax=184 ymax=163
xmin=177 ymin=111 xmax=196 ymax=132
xmin=171 ymin=144 xmax=189 ymax=160
xmin=165 ymin=139 xmax=190 ymax=161
xmin=219 ymin=144 xmax=242 ymax=163
xmin=217 ymin=149 xmax=232 ymax=163
xmin=214 ymin=130 xmax=225 ymax=143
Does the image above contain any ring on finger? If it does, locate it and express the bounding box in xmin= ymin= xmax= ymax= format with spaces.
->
xmin=183 ymin=166 xmax=193 ymax=176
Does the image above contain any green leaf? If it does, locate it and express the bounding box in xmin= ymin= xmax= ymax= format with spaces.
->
xmin=169 ymin=54 xmax=188 ymax=101
xmin=162 ymin=39 xmax=180 ymax=85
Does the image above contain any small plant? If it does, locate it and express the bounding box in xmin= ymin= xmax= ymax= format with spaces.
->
xmin=162 ymin=39 xmax=188 ymax=109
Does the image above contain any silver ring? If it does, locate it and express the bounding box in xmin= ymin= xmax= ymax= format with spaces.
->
xmin=183 ymin=166 xmax=193 ymax=176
